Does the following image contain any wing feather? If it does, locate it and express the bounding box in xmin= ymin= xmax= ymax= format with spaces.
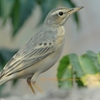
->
xmin=1 ymin=42 xmax=55 ymax=77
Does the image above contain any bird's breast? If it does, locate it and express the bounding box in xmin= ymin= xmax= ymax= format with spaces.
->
xmin=58 ymin=26 xmax=65 ymax=36
xmin=55 ymin=26 xmax=65 ymax=48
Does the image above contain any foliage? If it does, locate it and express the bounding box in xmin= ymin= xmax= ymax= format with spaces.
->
xmin=57 ymin=51 xmax=100 ymax=88
xmin=0 ymin=0 xmax=80 ymax=36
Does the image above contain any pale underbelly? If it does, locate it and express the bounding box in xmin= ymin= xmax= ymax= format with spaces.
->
xmin=22 ymin=47 xmax=63 ymax=78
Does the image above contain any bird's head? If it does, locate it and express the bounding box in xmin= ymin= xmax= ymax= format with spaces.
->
xmin=44 ymin=7 xmax=83 ymax=27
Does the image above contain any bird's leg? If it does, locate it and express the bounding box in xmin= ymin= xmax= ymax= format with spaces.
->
xmin=27 ymin=77 xmax=35 ymax=94
xmin=31 ymin=72 xmax=43 ymax=93
xmin=32 ymin=82 xmax=43 ymax=93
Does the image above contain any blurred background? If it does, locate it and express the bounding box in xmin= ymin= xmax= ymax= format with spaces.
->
xmin=0 ymin=0 xmax=100 ymax=96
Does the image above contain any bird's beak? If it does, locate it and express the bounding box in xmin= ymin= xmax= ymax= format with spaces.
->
xmin=68 ymin=6 xmax=84 ymax=15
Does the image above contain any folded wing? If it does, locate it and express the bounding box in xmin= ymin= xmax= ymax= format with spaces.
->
xmin=0 ymin=41 xmax=55 ymax=77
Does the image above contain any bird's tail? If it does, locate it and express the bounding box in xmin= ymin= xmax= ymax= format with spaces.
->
xmin=0 ymin=78 xmax=7 ymax=85
xmin=0 ymin=75 xmax=13 ymax=85
xmin=0 ymin=71 xmax=6 ymax=85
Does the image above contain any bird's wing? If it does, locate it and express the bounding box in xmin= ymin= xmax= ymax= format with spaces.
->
xmin=1 ymin=40 xmax=55 ymax=77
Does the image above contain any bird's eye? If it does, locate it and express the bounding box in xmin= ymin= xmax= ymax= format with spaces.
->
xmin=58 ymin=11 xmax=63 ymax=16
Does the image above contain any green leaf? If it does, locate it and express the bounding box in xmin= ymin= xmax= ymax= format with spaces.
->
xmin=68 ymin=54 xmax=84 ymax=77
xmin=19 ymin=0 xmax=36 ymax=31
xmin=1 ymin=0 xmax=15 ymax=25
xmin=11 ymin=0 xmax=20 ymax=36
xmin=0 ymin=0 xmax=2 ymax=17
xmin=68 ymin=54 xmax=98 ymax=77
xmin=78 ymin=55 xmax=98 ymax=74
xmin=86 ymin=51 xmax=100 ymax=72
xmin=11 ymin=0 xmax=35 ymax=36
xmin=57 ymin=56 xmax=73 ymax=89
xmin=97 ymin=52 xmax=100 ymax=65
xmin=57 ymin=51 xmax=100 ymax=88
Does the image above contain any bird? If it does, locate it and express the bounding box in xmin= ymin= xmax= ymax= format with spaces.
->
xmin=0 ymin=6 xmax=83 ymax=94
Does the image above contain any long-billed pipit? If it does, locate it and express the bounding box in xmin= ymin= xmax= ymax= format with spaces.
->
xmin=0 ymin=6 xmax=83 ymax=94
